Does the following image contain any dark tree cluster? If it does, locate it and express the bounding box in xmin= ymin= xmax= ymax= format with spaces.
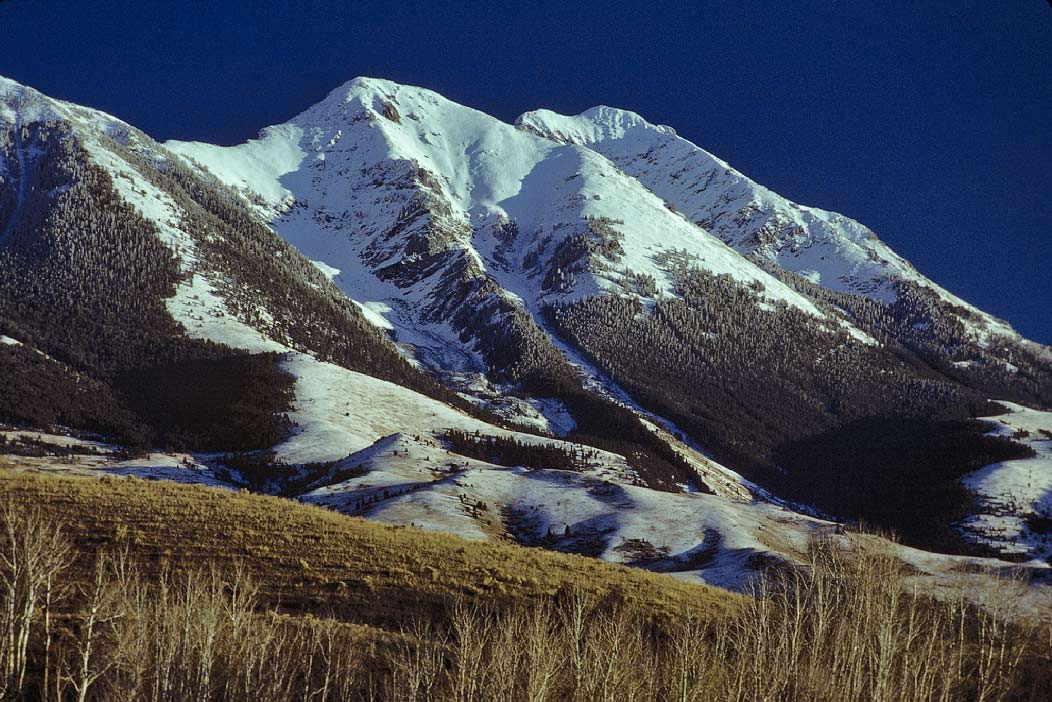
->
xmin=0 ymin=431 xmax=104 ymax=458
xmin=528 ymin=215 xmax=626 ymax=294
xmin=114 ymin=353 xmax=295 ymax=452
xmin=211 ymin=450 xmax=310 ymax=491
xmin=0 ymin=342 xmax=146 ymax=441
xmin=1026 ymin=510 xmax=1052 ymax=539
xmin=547 ymin=270 xmax=977 ymax=475
xmin=443 ymin=429 xmax=592 ymax=471
xmin=545 ymin=267 xmax=1041 ymax=550
xmin=557 ymin=391 xmax=713 ymax=493
xmin=0 ymin=124 xmax=220 ymax=445
xmin=775 ymin=418 xmax=1037 ymax=552
xmin=430 ymin=253 xmax=575 ymax=393
xmin=757 ymin=260 xmax=1052 ymax=409
xmin=0 ymin=122 xmax=222 ymax=377
xmin=0 ymin=123 xmax=302 ymax=450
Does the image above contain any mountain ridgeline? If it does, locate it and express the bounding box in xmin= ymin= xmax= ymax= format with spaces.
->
xmin=1 ymin=75 xmax=1049 ymax=552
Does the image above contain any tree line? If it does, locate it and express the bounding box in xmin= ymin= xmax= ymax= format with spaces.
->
xmin=443 ymin=430 xmax=593 ymax=472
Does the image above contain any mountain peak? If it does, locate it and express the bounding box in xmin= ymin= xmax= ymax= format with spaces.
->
xmin=0 ymin=75 xmax=40 ymax=122
xmin=0 ymin=74 xmax=25 ymax=94
xmin=0 ymin=75 xmax=134 ymax=138
xmin=516 ymin=105 xmax=676 ymax=146
xmin=324 ymin=75 xmax=404 ymax=100
xmin=306 ymin=76 xmax=450 ymax=117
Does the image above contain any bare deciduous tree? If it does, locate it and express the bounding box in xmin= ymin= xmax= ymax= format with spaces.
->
xmin=0 ymin=502 xmax=71 ymax=699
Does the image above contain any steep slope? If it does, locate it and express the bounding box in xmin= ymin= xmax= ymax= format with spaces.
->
xmin=517 ymin=106 xmax=1052 ymax=406
xmin=0 ymin=76 xmax=486 ymax=453
xmin=516 ymin=106 xmax=1008 ymax=334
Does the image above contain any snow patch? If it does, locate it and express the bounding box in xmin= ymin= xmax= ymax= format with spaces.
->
xmin=310 ymin=259 xmax=341 ymax=280
xmin=351 ymin=300 xmax=395 ymax=331
xmin=960 ymin=402 xmax=1052 ymax=562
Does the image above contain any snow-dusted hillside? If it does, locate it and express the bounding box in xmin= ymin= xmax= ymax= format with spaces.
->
xmin=299 ymin=436 xmax=1051 ymax=608
xmin=6 ymin=426 xmax=1047 ymax=612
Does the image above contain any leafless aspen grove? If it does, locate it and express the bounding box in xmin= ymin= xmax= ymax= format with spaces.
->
xmin=1 ymin=501 xmax=1049 ymax=702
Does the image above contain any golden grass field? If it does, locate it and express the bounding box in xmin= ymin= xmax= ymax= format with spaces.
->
xmin=0 ymin=468 xmax=738 ymax=624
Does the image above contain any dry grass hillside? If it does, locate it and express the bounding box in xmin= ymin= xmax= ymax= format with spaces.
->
xmin=1 ymin=469 xmax=1050 ymax=702
xmin=0 ymin=469 xmax=735 ymax=624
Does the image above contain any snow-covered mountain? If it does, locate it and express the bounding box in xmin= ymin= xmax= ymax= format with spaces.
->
xmin=0 ymin=73 xmax=751 ymax=499
xmin=2 ymin=74 xmax=1051 ymax=577
xmin=166 ymin=78 xmax=837 ymax=405
xmin=516 ymin=105 xmax=1018 ymax=342
xmin=166 ymin=78 xmax=1049 ymax=393
xmin=165 ymin=76 xmax=1052 ymax=512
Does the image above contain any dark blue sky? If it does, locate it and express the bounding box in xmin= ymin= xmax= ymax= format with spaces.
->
xmin=2 ymin=0 xmax=1049 ymax=342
